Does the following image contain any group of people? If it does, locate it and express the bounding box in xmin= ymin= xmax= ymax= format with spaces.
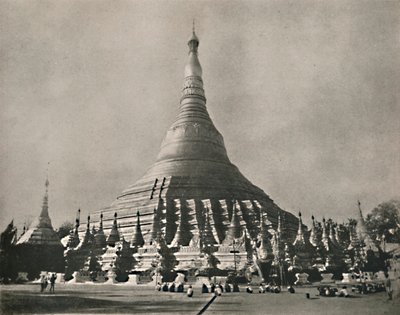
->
xmin=317 ymin=286 xmax=349 ymax=298
xmin=156 ymin=281 xmax=299 ymax=297
xmin=255 ymin=283 xmax=295 ymax=294
xmin=201 ymin=282 xmax=232 ymax=295
xmin=156 ymin=281 xmax=242 ymax=297
xmin=155 ymin=282 xmax=185 ymax=293
xmin=40 ymin=273 xmax=57 ymax=293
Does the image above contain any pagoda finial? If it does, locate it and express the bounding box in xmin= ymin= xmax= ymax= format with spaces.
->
xmin=192 ymin=18 xmax=195 ymax=35
xmin=37 ymin=173 xmax=53 ymax=229
xmin=45 ymin=162 xmax=50 ymax=192
xmin=184 ymin=25 xmax=202 ymax=79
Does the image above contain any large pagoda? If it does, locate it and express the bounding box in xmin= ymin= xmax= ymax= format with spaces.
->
xmin=87 ymin=28 xmax=299 ymax=271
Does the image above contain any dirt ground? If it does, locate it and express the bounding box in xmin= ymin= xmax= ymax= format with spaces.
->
xmin=1 ymin=283 xmax=398 ymax=315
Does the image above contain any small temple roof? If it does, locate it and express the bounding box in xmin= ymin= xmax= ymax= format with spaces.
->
xmin=17 ymin=178 xmax=62 ymax=247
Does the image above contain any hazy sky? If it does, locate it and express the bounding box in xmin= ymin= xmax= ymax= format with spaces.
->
xmin=1 ymin=0 xmax=399 ymax=232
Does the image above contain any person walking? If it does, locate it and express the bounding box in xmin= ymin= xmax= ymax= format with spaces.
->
xmin=49 ymin=273 xmax=56 ymax=293
xmin=40 ymin=275 xmax=47 ymax=293
xmin=385 ymin=273 xmax=393 ymax=300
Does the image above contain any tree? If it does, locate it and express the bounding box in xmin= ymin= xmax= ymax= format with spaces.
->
xmin=56 ymin=221 xmax=74 ymax=239
xmin=365 ymin=200 xmax=400 ymax=243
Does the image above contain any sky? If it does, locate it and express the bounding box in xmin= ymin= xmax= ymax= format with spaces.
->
xmin=1 ymin=0 xmax=399 ymax=232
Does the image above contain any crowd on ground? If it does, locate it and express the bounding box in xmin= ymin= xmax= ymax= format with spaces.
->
xmin=155 ymin=281 xmax=299 ymax=297
xmin=154 ymin=277 xmax=393 ymax=300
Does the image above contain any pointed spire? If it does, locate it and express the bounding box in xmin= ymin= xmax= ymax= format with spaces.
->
xmin=118 ymin=223 xmax=126 ymax=242
xmin=309 ymin=215 xmax=318 ymax=247
xmin=106 ymin=212 xmax=120 ymax=246
xmin=67 ymin=209 xmax=81 ymax=249
xmin=355 ymin=201 xmax=378 ymax=251
xmin=293 ymin=211 xmax=305 ymax=246
xmin=334 ymin=224 xmax=341 ymax=244
xmin=37 ymin=176 xmax=53 ymax=228
xmin=182 ymin=26 xmax=204 ymax=101
xmin=171 ymin=209 xmax=184 ymax=247
xmin=202 ymin=207 xmax=217 ymax=246
xmin=149 ymin=207 xmax=161 ymax=244
xmin=94 ymin=213 xmax=107 ymax=250
xmin=86 ymin=215 xmax=91 ymax=232
xmin=99 ymin=212 xmax=103 ymax=230
xmin=328 ymin=220 xmax=338 ymax=245
xmin=276 ymin=211 xmax=287 ymax=243
xmin=75 ymin=209 xmax=81 ymax=231
xmin=225 ymin=201 xmax=242 ymax=242
xmin=258 ymin=210 xmax=273 ymax=261
xmin=82 ymin=215 xmax=94 ymax=246
xmin=16 ymin=174 xmax=62 ymax=247
xmin=187 ymin=20 xmax=200 ymax=54
xmin=131 ymin=211 xmax=145 ymax=247
xmin=321 ymin=218 xmax=330 ymax=251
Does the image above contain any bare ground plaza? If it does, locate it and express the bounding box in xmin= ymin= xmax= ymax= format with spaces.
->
xmin=1 ymin=283 xmax=398 ymax=315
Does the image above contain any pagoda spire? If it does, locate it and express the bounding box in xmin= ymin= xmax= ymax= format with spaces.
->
xmin=37 ymin=176 xmax=53 ymax=228
xmin=149 ymin=207 xmax=162 ymax=244
xmin=309 ymin=215 xmax=319 ymax=247
xmin=94 ymin=213 xmax=107 ymax=251
xmin=258 ymin=210 xmax=273 ymax=261
xmin=131 ymin=211 xmax=145 ymax=247
xmin=356 ymin=200 xmax=377 ymax=251
xmin=202 ymin=207 xmax=217 ymax=246
xmin=99 ymin=212 xmax=103 ymax=231
xmin=67 ymin=209 xmax=81 ymax=249
xmin=328 ymin=220 xmax=339 ymax=246
xmin=293 ymin=212 xmax=305 ymax=246
xmin=321 ymin=218 xmax=330 ymax=250
xmin=225 ymin=202 xmax=242 ymax=242
xmin=171 ymin=210 xmax=184 ymax=247
xmin=16 ymin=174 xmax=62 ymax=247
xmin=106 ymin=212 xmax=120 ymax=246
xmin=82 ymin=215 xmax=94 ymax=246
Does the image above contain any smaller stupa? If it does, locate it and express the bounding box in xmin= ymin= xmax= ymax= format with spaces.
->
xmin=16 ymin=177 xmax=64 ymax=279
